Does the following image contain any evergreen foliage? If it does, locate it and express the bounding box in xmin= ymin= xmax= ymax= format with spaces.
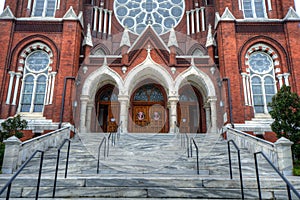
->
xmin=268 ymin=85 xmax=300 ymax=161
xmin=0 ymin=115 xmax=28 ymax=142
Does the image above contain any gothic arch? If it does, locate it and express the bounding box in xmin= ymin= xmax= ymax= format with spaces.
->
xmin=91 ymin=43 xmax=111 ymax=55
xmin=238 ymin=36 xmax=290 ymax=73
xmin=174 ymin=65 xmax=216 ymax=98
xmin=187 ymin=43 xmax=208 ymax=56
xmin=124 ymin=54 xmax=174 ymax=97
xmin=10 ymin=35 xmax=59 ymax=71
xmin=81 ymin=64 xmax=124 ymax=99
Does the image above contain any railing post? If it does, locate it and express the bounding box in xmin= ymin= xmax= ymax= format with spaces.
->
xmin=227 ymin=141 xmax=233 ymax=179
xmin=2 ymin=136 xmax=21 ymax=174
xmin=36 ymin=151 xmax=44 ymax=200
xmin=274 ymin=137 xmax=293 ymax=176
xmin=254 ymin=153 xmax=262 ymax=200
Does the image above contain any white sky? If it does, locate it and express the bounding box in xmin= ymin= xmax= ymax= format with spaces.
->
xmin=0 ymin=1 xmax=299 ymax=16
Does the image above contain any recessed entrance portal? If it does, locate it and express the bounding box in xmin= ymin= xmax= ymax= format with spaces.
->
xmin=130 ymin=84 xmax=168 ymax=133
xmin=177 ymin=85 xmax=206 ymax=133
xmin=95 ymin=85 xmax=120 ymax=132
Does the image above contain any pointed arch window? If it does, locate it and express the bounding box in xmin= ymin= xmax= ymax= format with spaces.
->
xmin=133 ymin=84 xmax=164 ymax=102
xmin=32 ymin=0 xmax=57 ymax=17
xmin=249 ymin=52 xmax=276 ymax=114
xmin=19 ymin=51 xmax=50 ymax=113
xmin=243 ymin=0 xmax=267 ymax=18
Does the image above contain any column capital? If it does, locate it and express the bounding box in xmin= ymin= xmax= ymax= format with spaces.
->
xmin=8 ymin=71 xmax=16 ymax=76
xmin=80 ymin=95 xmax=90 ymax=102
xmin=207 ymin=96 xmax=217 ymax=102
xmin=241 ymin=72 xmax=248 ymax=77
xmin=15 ymin=72 xmax=22 ymax=77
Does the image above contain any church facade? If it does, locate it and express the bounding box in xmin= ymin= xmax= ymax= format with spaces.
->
xmin=0 ymin=0 xmax=299 ymax=139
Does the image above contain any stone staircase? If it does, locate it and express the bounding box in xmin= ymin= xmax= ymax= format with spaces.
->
xmin=0 ymin=132 xmax=299 ymax=199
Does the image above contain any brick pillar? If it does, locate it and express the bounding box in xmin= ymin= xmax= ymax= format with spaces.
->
xmin=274 ymin=137 xmax=293 ymax=176
xmin=2 ymin=136 xmax=21 ymax=174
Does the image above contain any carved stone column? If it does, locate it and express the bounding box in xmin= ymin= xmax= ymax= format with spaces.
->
xmin=168 ymin=96 xmax=179 ymax=133
xmin=86 ymin=102 xmax=94 ymax=132
xmin=208 ymin=97 xmax=218 ymax=133
xmin=80 ymin=95 xmax=89 ymax=132
xmin=6 ymin=71 xmax=15 ymax=104
xmin=119 ymin=95 xmax=129 ymax=133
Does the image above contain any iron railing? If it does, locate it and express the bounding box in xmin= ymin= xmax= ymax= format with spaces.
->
xmin=190 ymin=137 xmax=199 ymax=175
xmin=117 ymin=121 xmax=122 ymax=140
xmin=97 ymin=137 xmax=107 ymax=174
xmin=227 ymin=140 xmax=244 ymax=200
xmin=107 ymin=132 xmax=116 ymax=157
xmin=180 ymin=132 xmax=190 ymax=158
xmin=53 ymin=138 xmax=71 ymax=198
xmin=0 ymin=150 xmax=44 ymax=200
xmin=254 ymin=151 xmax=300 ymax=200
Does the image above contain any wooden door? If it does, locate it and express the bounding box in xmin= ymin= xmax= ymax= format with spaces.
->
xmin=132 ymin=105 xmax=166 ymax=133
xmin=149 ymin=104 xmax=165 ymax=133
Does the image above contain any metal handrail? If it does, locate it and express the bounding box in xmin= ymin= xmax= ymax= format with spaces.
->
xmin=190 ymin=138 xmax=199 ymax=175
xmin=117 ymin=121 xmax=122 ymax=140
xmin=97 ymin=137 xmax=107 ymax=174
xmin=254 ymin=151 xmax=300 ymax=200
xmin=227 ymin=140 xmax=244 ymax=200
xmin=0 ymin=150 xmax=44 ymax=200
xmin=107 ymin=132 xmax=115 ymax=157
xmin=53 ymin=138 xmax=71 ymax=198
xmin=185 ymin=133 xmax=190 ymax=158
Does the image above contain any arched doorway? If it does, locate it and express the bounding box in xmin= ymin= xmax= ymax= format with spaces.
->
xmin=95 ymin=85 xmax=120 ymax=132
xmin=130 ymin=84 xmax=168 ymax=133
xmin=177 ymin=85 xmax=206 ymax=133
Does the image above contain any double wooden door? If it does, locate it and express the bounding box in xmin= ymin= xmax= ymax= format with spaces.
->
xmin=132 ymin=104 xmax=166 ymax=133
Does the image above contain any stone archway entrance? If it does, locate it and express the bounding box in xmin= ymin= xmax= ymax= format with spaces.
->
xmin=129 ymin=84 xmax=168 ymax=133
xmin=95 ymin=85 xmax=120 ymax=132
xmin=177 ymin=85 xmax=206 ymax=133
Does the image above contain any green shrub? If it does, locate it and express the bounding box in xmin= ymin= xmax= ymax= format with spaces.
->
xmin=0 ymin=115 xmax=28 ymax=172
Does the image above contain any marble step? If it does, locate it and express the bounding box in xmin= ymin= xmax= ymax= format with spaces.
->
xmin=0 ymin=175 xmax=299 ymax=199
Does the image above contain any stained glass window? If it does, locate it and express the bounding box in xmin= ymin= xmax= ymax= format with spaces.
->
xmin=249 ymin=52 xmax=276 ymax=114
xmin=20 ymin=50 xmax=50 ymax=113
xmin=100 ymin=90 xmax=119 ymax=102
xmin=114 ymin=0 xmax=185 ymax=35
xmin=134 ymin=84 xmax=164 ymax=102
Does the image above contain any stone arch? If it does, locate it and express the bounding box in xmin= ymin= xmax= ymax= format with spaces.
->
xmin=80 ymin=64 xmax=124 ymax=132
xmin=124 ymin=55 xmax=174 ymax=97
xmin=238 ymin=36 xmax=290 ymax=73
xmin=174 ymin=65 xmax=216 ymax=97
xmin=10 ymin=35 xmax=59 ymax=72
xmin=175 ymin=66 xmax=217 ymax=133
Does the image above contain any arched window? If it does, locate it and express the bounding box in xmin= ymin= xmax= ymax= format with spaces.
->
xmin=19 ymin=50 xmax=50 ymax=113
xmin=249 ymin=52 xmax=276 ymax=114
xmin=243 ymin=0 xmax=267 ymax=18
xmin=133 ymin=84 xmax=164 ymax=102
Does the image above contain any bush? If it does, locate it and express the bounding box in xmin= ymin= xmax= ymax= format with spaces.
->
xmin=0 ymin=115 xmax=28 ymax=172
xmin=0 ymin=115 xmax=28 ymax=142
xmin=268 ymin=85 xmax=300 ymax=161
